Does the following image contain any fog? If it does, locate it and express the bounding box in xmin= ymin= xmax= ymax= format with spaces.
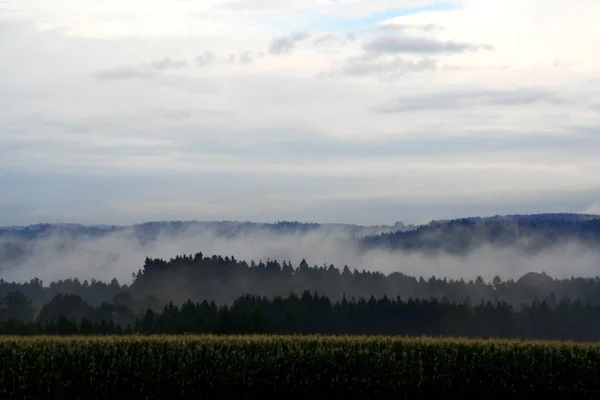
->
xmin=2 ymin=224 xmax=600 ymax=285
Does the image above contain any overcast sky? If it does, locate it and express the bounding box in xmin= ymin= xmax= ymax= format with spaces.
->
xmin=0 ymin=0 xmax=599 ymax=226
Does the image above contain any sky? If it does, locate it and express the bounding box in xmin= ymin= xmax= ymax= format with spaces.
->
xmin=0 ymin=0 xmax=599 ymax=226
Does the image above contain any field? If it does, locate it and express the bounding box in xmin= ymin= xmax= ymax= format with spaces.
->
xmin=1 ymin=335 xmax=600 ymax=399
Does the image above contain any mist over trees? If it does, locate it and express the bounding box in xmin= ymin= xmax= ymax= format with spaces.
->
xmin=3 ymin=215 xmax=600 ymax=271
xmin=0 ymin=220 xmax=410 ymax=247
xmin=2 ymin=214 xmax=600 ymax=339
xmin=2 ymin=250 xmax=600 ymax=309
xmin=2 ymin=215 xmax=600 ymax=286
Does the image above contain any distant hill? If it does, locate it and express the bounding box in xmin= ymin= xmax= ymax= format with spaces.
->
xmin=0 ymin=220 xmax=413 ymax=242
xmin=362 ymin=214 xmax=600 ymax=254
xmin=4 ymin=213 xmax=598 ymax=240
xmin=3 ymin=214 xmax=600 ymax=265
xmin=0 ymin=220 xmax=413 ymax=266
xmin=469 ymin=213 xmax=600 ymax=222
xmin=426 ymin=213 xmax=600 ymax=224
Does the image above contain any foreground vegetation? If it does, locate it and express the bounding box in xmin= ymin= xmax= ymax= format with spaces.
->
xmin=1 ymin=335 xmax=599 ymax=398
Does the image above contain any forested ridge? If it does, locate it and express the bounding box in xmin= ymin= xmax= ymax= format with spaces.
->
xmin=4 ymin=251 xmax=600 ymax=308
xmin=2 ymin=251 xmax=600 ymax=339
xmin=362 ymin=217 xmax=600 ymax=254
xmin=0 ymin=220 xmax=408 ymax=244
xmin=3 ymin=215 xmax=600 ymax=268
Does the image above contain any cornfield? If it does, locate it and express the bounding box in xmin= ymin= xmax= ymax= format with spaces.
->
xmin=1 ymin=335 xmax=599 ymax=399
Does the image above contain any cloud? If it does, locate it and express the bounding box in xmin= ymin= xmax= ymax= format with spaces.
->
xmin=324 ymin=53 xmax=436 ymax=79
xmin=311 ymin=33 xmax=355 ymax=55
xmin=268 ymin=32 xmax=311 ymax=55
xmin=1 ymin=1 xmax=600 ymax=227
xmin=94 ymin=52 xmax=227 ymax=80
xmin=313 ymin=33 xmax=345 ymax=47
xmin=317 ymin=28 xmax=492 ymax=79
xmin=227 ymin=50 xmax=261 ymax=65
xmin=150 ymin=57 xmax=187 ymax=70
xmin=363 ymin=35 xmax=494 ymax=54
xmin=95 ymin=56 xmax=188 ymax=80
xmin=196 ymin=51 xmax=217 ymax=66
xmin=94 ymin=66 xmax=155 ymax=80
xmin=373 ymin=87 xmax=566 ymax=113
xmin=237 ymin=51 xmax=252 ymax=64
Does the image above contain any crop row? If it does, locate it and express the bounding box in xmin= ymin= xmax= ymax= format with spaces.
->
xmin=1 ymin=335 xmax=599 ymax=399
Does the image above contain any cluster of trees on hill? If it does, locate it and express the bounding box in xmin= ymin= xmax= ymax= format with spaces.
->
xmin=362 ymin=217 xmax=600 ymax=254
xmin=3 ymin=252 xmax=600 ymax=310
xmin=3 ymin=289 xmax=600 ymax=340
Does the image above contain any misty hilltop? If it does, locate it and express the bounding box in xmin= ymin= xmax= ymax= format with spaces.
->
xmin=2 ymin=213 xmax=600 ymax=338
xmin=0 ymin=220 xmax=413 ymax=241
xmin=1 ymin=213 xmax=600 ymax=285
xmin=362 ymin=213 xmax=600 ymax=255
xmin=2 ymin=212 xmax=598 ymax=245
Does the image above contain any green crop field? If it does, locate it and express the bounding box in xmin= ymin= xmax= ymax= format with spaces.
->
xmin=1 ymin=335 xmax=599 ymax=399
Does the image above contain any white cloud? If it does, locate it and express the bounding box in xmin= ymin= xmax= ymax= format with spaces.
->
xmin=382 ymin=0 xmax=600 ymax=70
xmin=0 ymin=0 xmax=599 ymax=224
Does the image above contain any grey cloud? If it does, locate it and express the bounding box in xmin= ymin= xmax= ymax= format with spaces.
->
xmin=93 ymin=51 xmax=230 ymax=79
xmin=322 ymin=33 xmax=493 ymax=79
xmin=95 ymin=56 xmax=187 ymax=80
xmin=196 ymin=51 xmax=217 ymax=66
xmin=228 ymin=50 xmax=257 ymax=65
xmin=150 ymin=51 xmax=255 ymax=69
xmin=227 ymin=54 xmax=237 ymax=64
xmin=363 ymin=35 xmax=494 ymax=54
xmin=222 ymin=51 xmax=259 ymax=65
xmin=268 ymin=32 xmax=310 ymax=55
xmin=312 ymin=34 xmax=350 ymax=54
xmin=314 ymin=33 xmax=344 ymax=47
xmin=238 ymin=50 xmax=255 ymax=64
xmin=94 ymin=66 xmax=154 ymax=80
xmin=373 ymin=88 xmax=566 ymax=113
xmin=324 ymin=53 xmax=436 ymax=80
xmin=150 ymin=57 xmax=187 ymax=70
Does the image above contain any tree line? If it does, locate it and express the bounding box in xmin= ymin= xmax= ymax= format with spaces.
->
xmin=3 ymin=288 xmax=600 ymax=340
xmin=3 ymin=252 xmax=600 ymax=311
